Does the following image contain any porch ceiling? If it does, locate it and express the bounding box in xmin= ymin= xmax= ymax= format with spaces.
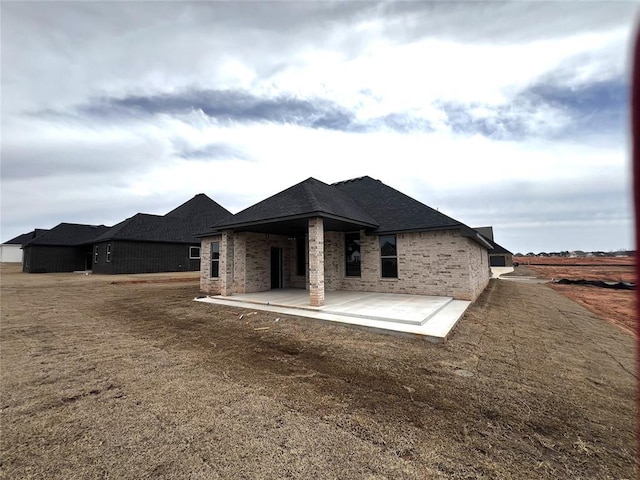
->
xmin=231 ymin=216 xmax=373 ymax=236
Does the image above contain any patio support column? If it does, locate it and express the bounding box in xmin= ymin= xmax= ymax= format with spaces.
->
xmin=308 ymin=217 xmax=324 ymax=306
xmin=220 ymin=230 xmax=234 ymax=296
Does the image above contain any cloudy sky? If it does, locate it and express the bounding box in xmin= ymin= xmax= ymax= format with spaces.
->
xmin=1 ymin=1 xmax=637 ymax=254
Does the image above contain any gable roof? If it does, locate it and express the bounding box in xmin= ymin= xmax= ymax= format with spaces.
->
xmin=4 ymin=229 xmax=49 ymax=245
xmin=208 ymin=177 xmax=378 ymax=231
xmin=23 ymin=223 xmax=110 ymax=247
xmin=94 ymin=194 xmax=231 ymax=244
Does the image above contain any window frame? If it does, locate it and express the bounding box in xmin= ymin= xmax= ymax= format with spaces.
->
xmin=344 ymin=231 xmax=361 ymax=277
xmin=106 ymin=243 xmax=111 ymax=263
xmin=379 ymin=235 xmax=398 ymax=279
xmin=94 ymin=246 xmax=99 ymax=264
xmin=210 ymin=242 xmax=220 ymax=278
xmin=189 ymin=246 xmax=201 ymax=260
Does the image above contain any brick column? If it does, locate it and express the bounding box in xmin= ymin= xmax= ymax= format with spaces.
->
xmin=220 ymin=230 xmax=234 ymax=296
xmin=308 ymin=217 xmax=324 ymax=306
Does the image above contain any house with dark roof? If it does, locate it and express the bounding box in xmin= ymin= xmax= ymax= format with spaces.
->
xmin=487 ymin=241 xmax=513 ymax=267
xmin=198 ymin=176 xmax=492 ymax=305
xmin=474 ymin=226 xmax=514 ymax=267
xmin=91 ymin=194 xmax=231 ymax=274
xmin=1 ymin=229 xmax=49 ymax=263
xmin=23 ymin=224 xmax=110 ymax=273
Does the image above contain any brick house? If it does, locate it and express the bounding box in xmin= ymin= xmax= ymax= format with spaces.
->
xmin=199 ymin=176 xmax=492 ymax=305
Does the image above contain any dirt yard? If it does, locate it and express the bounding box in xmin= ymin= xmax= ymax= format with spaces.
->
xmin=509 ymin=257 xmax=637 ymax=337
xmin=1 ymin=264 xmax=636 ymax=479
xmin=514 ymin=256 xmax=635 ymax=267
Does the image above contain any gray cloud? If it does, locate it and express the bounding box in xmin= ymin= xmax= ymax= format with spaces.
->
xmin=1 ymin=1 xmax=635 ymax=251
xmin=73 ymin=89 xmax=435 ymax=134
xmin=377 ymin=1 xmax=639 ymax=44
xmin=176 ymin=142 xmax=251 ymax=161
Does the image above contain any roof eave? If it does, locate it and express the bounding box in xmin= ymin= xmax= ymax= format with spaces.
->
xmin=368 ymin=224 xmax=462 ymax=236
xmin=197 ymin=211 xmax=379 ymax=237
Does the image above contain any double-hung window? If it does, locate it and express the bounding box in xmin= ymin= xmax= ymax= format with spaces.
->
xmin=211 ymin=242 xmax=220 ymax=278
xmin=379 ymin=235 xmax=398 ymax=278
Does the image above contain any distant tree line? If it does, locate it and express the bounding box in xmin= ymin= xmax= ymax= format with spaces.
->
xmin=514 ymin=250 xmax=636 ymax=258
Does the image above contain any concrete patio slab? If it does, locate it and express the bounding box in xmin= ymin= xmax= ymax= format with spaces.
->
xmin=195 ymin=289 xmax=471 ymax=342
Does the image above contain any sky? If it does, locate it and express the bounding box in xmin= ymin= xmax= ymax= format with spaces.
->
xmin=1 ymin=1 xmax=638 ymax=254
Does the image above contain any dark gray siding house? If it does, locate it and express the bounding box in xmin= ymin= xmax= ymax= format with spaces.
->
xmin=91 ymin=194 xmax=231 ymax=274
xmin=1 ymin=229 xmax=48 ymax=263
xmin=488 ymin=242 xmax=514 ymax=267
xmin=22 ymin=224 xmax=110 ymax=273
xmin=474 ymin=227 xmax=513 ymax=267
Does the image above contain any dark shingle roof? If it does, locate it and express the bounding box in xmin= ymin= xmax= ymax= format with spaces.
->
xmin=210 ymin=177 xmax=378 ymax=230
xmin=474 ymin=228 xmax=512 ymax=255
xmin=93 ymin=214 xmax=198 ymax=244
xmin=4 ymin=229 xmax=49 ymax=245
xmin=333 ymin=176 xmax=463 ymax=234
xmin=488 ymin=241 xmax=513 ymax=255
xmin=202 ymin=176 xmax=490 ymax=249
xmin=474 ymin=226 xmax=494 ymax=241
xmin=23 ymin=223 xmax=110 ymax=247
xmin=165 ymin=193 xmax=231 ymax=221
xmin=94 ymin=194 xmax=231 ymax=244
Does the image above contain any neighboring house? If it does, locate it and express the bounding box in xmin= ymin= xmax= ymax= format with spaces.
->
xmin=1 ymin=229 xmax=48 ymax=263
xmin=487 ymin=242 xmax=513 ymax=267
xmin=199 ymin=176 xmax=492 ymax=305
xmin=474 ymin=226 xmax=513 ymax=267
xmin=23 ymin=224 xmax=110 ymax=273
xmin=91 ymin=194 xmax=231 ymax=274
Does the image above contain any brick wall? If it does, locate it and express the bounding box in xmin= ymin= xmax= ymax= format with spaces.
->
xmin=200 ymin=232 xmax=303 ymax=295
xmin=201 ymin=228 xmax=490 ymax=301
xmin=325 ymin=229 xmax=489 ymax=301
xmin=199 ymin=235 xmax=221 ymax=294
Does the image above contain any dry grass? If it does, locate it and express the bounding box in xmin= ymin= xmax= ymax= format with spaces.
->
xmin=508 ymin=261 xmax=637 ymax=337
xmin=1 ymin=264 xmax=636 ymax=479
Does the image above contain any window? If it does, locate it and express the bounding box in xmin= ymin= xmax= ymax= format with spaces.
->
xmin=189 ymin=246 xmax=201 ymax=259
xmin=211 ymin=242 xmax=220 ymax=278
xmin=106 ymin=244 xmax=111 ymax=263
xmin=345 ymin=232 xmax=361 ymax=277
xmin=94 ymin=246 xmax=99 ymax=264
xmin=296 ymin=237 xmax=305 ymax=276
xmin=379 ymin=235 xmax=398 ymax=278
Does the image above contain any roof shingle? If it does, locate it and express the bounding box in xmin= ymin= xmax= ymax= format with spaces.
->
xmin=23 ymin=224 xmax=110 ymax=247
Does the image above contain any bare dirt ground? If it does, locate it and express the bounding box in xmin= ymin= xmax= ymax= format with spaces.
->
xmin=508 ymin=257 xmax=637 ymax=337
xmin=1 ymin=264 xmax=636 ymax=479
xmin=514 ymin=256 xmax=635 ymax=267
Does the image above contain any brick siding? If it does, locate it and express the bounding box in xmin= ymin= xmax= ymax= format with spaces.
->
xmin=200 ymin=227 xmax=489 ymax=301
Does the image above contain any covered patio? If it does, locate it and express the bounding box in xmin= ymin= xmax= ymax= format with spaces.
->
xmin=195 ymin=289 xmax=471 ymax=342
